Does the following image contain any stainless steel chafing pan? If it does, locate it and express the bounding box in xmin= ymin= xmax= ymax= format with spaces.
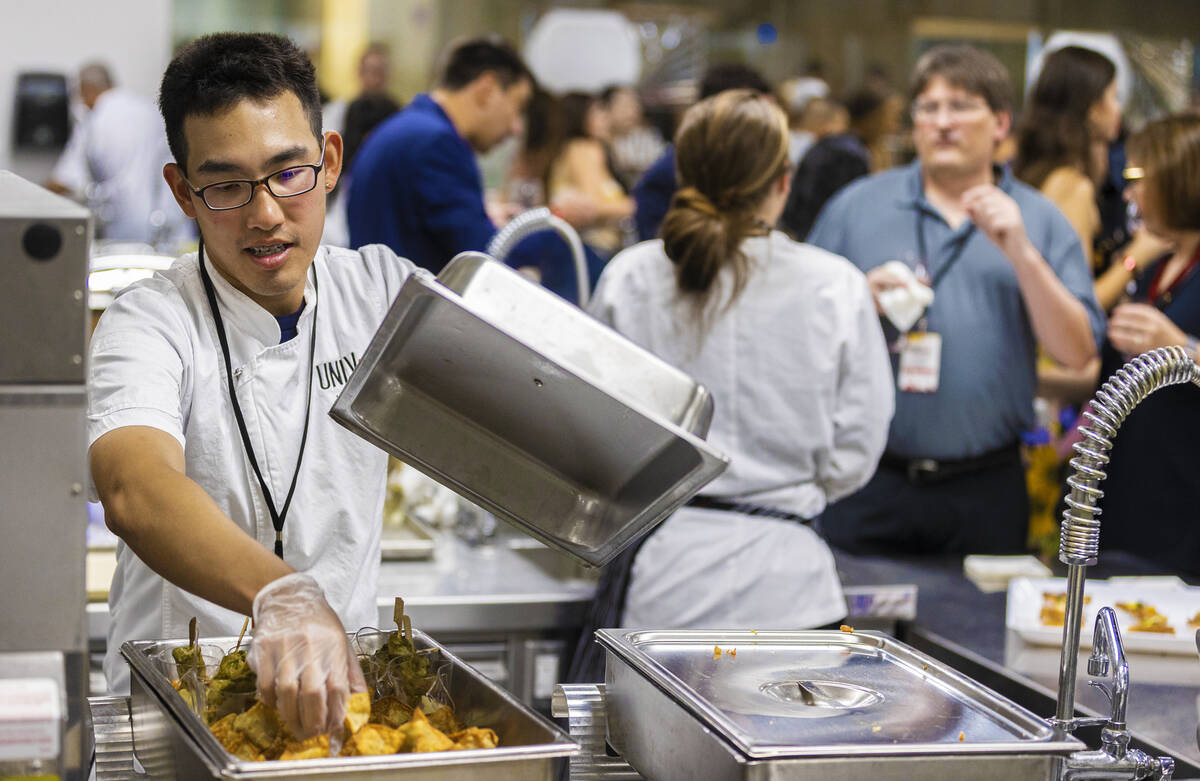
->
xmin=597 ymin=629 xmax=1082 ymax=781
xmin=122 ymin=629 xmax=576 ymax=780
xmin=330 ymin=253 xmax=729 ymax=567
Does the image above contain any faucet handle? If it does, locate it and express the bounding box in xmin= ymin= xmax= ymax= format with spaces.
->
xmin=1087 ymin=679 xmax=1114 ymax=710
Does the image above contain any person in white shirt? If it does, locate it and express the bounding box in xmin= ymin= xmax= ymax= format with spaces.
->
xmin=87 ymin=33 xmax=416 ymax=746
xmin=47 ymin=62 xmax=187 ymax=249
xmin=588 ymin=89 xmax=894 ymax=632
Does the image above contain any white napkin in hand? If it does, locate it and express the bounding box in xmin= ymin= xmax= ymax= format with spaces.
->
xmin=875 ymin=260 xmax=934 ymax=332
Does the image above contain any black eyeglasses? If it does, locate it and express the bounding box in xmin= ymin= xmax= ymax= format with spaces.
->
xmin=186 ymin=139 xmax=327 ymax=210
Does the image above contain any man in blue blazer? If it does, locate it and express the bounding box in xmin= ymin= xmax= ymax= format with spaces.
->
xmin=347 ymin=38 xmax=533 ymax=272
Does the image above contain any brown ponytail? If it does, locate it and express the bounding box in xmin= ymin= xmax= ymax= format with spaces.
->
xmin=660 ymin=89 xmax=790 ymax=316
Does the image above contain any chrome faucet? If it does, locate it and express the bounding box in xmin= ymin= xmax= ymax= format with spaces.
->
xmin=1058 ymin=607 xmax=1173 ymax=780
xmin=1049 ymin=347 xmax=1200 ymax=780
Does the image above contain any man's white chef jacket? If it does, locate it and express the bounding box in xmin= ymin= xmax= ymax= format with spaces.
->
xmin=87 ymin=244 xmax=415 ymax=693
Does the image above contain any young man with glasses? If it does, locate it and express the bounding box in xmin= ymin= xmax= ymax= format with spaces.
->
xmin=87 ymin=33 xmax=416 ymax=748
xmin=807 ymin=45 xmax=1105 ymax=556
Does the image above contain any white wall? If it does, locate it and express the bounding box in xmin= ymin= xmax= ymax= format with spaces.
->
xmin=0 ymin=0 xmax=172 ymax=182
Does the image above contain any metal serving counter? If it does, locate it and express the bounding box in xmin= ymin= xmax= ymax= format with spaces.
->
xmin=87 ymin=533 xmax=1200 ymax=775
xmin=832 ymin=549 xmax=1200 ymax=774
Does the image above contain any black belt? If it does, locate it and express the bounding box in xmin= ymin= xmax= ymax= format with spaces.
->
xmin=879 ymin=442 xmax=1020 ymax=484
xmin=686 ymin=495 xmax=815 ymax=525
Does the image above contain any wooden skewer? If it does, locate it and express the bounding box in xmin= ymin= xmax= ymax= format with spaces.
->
xmin=188 ymin=616 xmax=198 ymax=648
xmin=393 ymin=597 xmax=405 ymax=631
xmin=234 ymin=616 xmax=250 ymax=652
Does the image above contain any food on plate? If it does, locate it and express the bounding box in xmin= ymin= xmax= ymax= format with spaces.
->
xmin=1189 ymin=611 xmax=1200 ymax=629
xmin=1038 ymin=592 xmax=1091 ymax=627
xmin=1116 ymin=601 xmax=1175 ymax=634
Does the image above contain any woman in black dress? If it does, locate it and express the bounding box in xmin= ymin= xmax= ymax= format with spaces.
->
xmin=1096 ymin=115 xmax=1200 ymax=577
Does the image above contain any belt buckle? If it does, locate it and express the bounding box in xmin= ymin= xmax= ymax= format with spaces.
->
xmin=907 ymin=458 xmax=939 ymax=483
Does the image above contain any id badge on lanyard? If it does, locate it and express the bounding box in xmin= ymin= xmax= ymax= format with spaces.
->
xmin=896 ymin=211 xmax=972 ymax=394
xmin=898 ymin=328 xmax=942 ymax=393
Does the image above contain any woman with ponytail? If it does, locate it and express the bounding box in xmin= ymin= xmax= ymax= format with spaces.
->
xmin=587 ymin=89 xmax=894 ymax=633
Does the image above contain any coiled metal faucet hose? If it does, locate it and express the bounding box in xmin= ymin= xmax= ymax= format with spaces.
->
xmin=487 ymin=207 xmax=590 ymax=307
xmin=1055 ymin=345 xmax=1200 ymax=724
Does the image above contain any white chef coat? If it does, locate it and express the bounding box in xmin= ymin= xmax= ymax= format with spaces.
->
xmin=588 ymin=231 xmax=894 ymax=629
xmin=52 ymin=87 xmax=186 ymax=247
xmin=87 ymin=244 xmax=415 ymax=693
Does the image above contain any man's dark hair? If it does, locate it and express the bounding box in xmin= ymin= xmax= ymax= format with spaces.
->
xmin=909 ymin=44 xmax=1014 ymax=115
xmin=599 ymin=83 xmax=633 ymax=105
xmin=437 ymin=36 xmax=533 ymax=91
xmin=159 ymin=33 xmax=322 ymax=172
xmin=699 ymin=64 xmax=771 ymax=101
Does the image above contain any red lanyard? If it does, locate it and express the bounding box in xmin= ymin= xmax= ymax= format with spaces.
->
xmin=1147 ymin=242 xmax=1200 ymax=305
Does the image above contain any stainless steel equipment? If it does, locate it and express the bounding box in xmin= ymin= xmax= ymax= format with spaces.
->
xmin=1056 ymin=607 xmax=1175 ymax=780
xmin=122 ymin=630 xmax=576 ymax=779
xmin=0 ymin=171 xmax=90 ymax=778
xmin=597 ymin=629 xmax=1083 ymax=781
xmin=330 ymin=253 xmax=728 ymax=566
xmin=1048 ymin=346 xmax=1198 ymax=780
xmin=487 ymin=207 xmax=590 ymax=306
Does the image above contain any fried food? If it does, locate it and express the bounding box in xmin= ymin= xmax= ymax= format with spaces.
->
xmin=370 ymin=695 xmax=413 ymax=728
xmin=210 ymin=713 xmax=237 ymax=744
xmin=233 ymin=701 xmax=283 ymax=754
xmin=1117 ymin=601 xmax=1175 ymax=634
xmin=206 ymin=648 xmax=257 ymax=724
xmin=173 ymin=643 xmax=207 ymax=682
xmin=341 ymin=723 xmax=404 ymax=756
xmin=278 ymin=735 xmax=329 ymax=760
xmin=451 ymin=727 xmax=500 ymax=750
xmin=1039 ymin=592 xmax=1091 ymax=627
xmin=191 ymin=602 xmax=500 ymax=762
xmin=399 ymin=707 xmax=456 ymax=753
xmin=344 ymin=691 xmax=371 ymax=735
xmin=422 ymin=699 xmax=463 ymax=734
xmin=215 ymin=724 xmax=266 ymax=761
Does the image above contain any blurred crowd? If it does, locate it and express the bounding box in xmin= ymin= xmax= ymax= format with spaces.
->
xmin=64 ymin=29 xmax=1200 ymax=657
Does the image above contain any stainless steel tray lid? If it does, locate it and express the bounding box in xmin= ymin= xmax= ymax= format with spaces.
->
xmin=598 ymin=629 xmax=1080 ymax=759
xmin=331 ymin=254 xmax=729 ymax=567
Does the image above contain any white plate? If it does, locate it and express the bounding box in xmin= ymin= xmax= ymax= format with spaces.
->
xmin=1006 ymin=576 xmax=1200 ymax=656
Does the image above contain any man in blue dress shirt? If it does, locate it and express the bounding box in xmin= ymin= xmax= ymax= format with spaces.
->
xmin=808 ymin=45 xmax=1105 ymax=555
xmin=347 ymin=38 xmax=533 ymax=272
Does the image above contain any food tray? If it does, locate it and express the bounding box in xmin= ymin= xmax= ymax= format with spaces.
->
xmin=122 ymin=629 xmax=576 ymax=780
xmin=598 ymin=629 xmax=1081 ymax=781
xmin=380 ymin=514 xmax=436 ymax=561
xmin=1007 ymin=576 xmax=1200 ymax=655
xmin=331 ymin=253 xmax=728 ymax=567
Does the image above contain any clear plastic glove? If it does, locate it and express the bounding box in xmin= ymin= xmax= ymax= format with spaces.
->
xmin=248 ymin=573 xmax=366 ymax=749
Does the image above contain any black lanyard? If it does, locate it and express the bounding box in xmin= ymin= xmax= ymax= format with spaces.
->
xmin=198 ymin=240 xmax=318 ymax=559
xmin=915 ymin=208 xmax=975 ymax=290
